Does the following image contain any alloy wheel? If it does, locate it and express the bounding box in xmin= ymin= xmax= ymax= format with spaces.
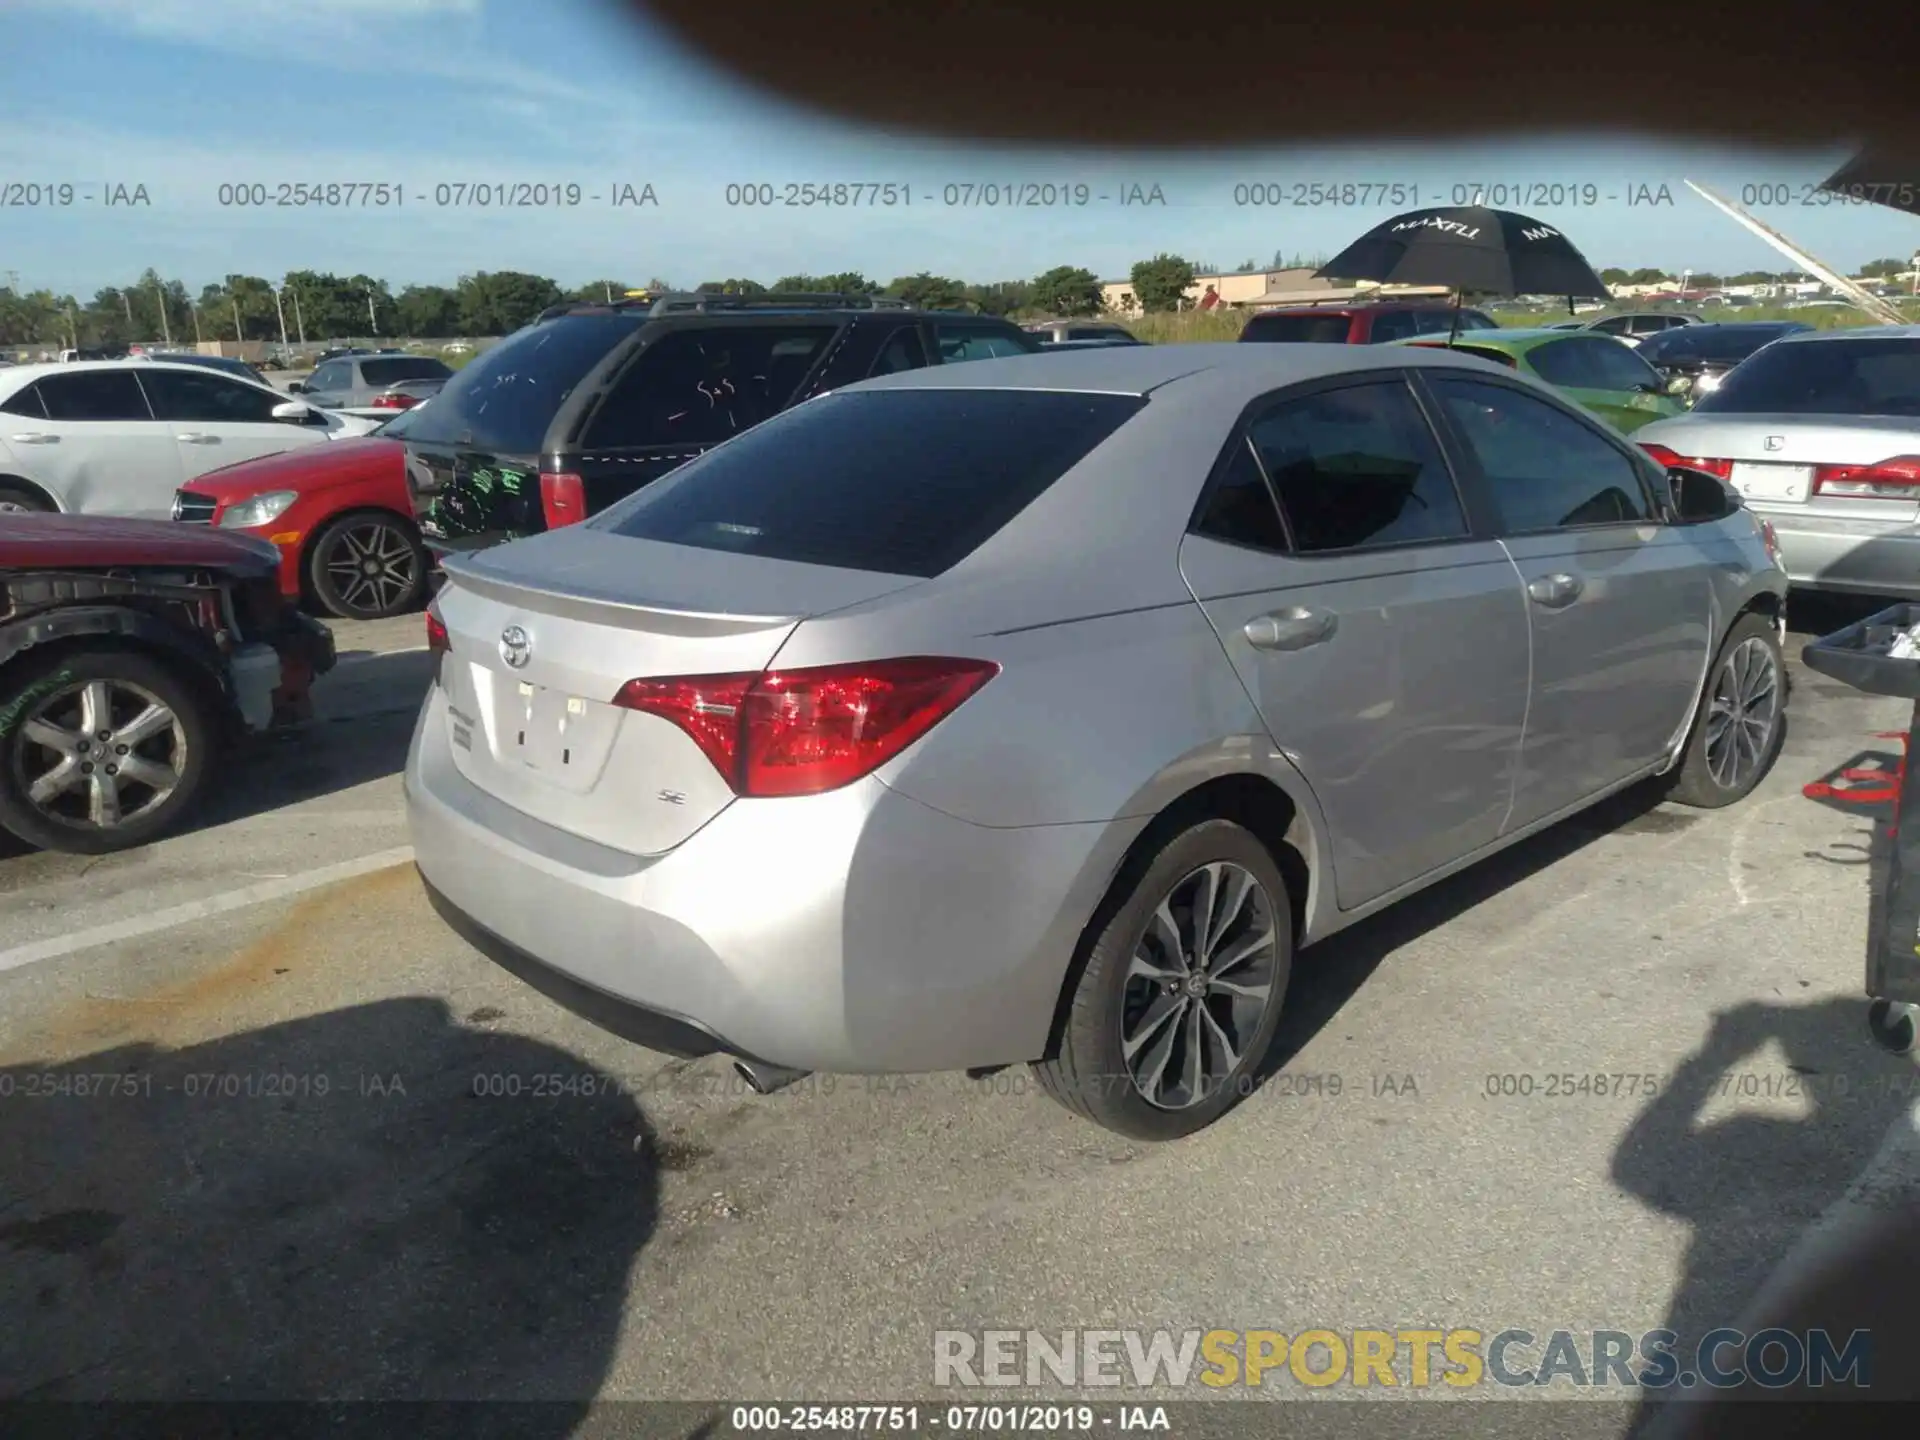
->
xmin=1120 ymin=861 xmax=1281 ymax=1110
xmin=9 ymin=678 xmax=188 ymax=830
xmin=322 ymin=520 xmax=419 ymax=616
xmin=1703 ymin=636 xmax=1780 ymax=791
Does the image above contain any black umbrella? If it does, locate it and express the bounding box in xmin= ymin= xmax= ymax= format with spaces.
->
xmin=1817 ymin=145 xmax=1920 ymax=217
xmin=1314 ymin=205 xmax=1611 ymax=339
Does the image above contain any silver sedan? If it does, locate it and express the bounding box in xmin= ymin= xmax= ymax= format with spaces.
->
xmin=407 ymin=342 xmax=1788 ymax=1140
xmin=1635 ymin=326 xmax=1920 ymax=598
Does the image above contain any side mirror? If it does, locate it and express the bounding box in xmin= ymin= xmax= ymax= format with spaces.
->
xmin=285 ymin=381 xmax=306 ymax=393
xmin=1668 ymin=464 xmax=1740 ymax=523
xmin=271 ymin=400 xmax=312 ymax=423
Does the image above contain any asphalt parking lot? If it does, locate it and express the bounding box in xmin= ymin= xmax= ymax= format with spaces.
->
xmin=3 ymin=598 xmax=1919 ymax=1421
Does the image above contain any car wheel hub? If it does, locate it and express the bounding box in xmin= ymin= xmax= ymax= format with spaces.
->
xmin=8 ymin=678 xmax=187 ymax=829
xmin=323 ymin=522 xmax=419 ymax=615
xmin=1121 ymin=861 xmax=1280 ymax=1111
xmin=1703 ymin=636 xmax=1780 ymax=791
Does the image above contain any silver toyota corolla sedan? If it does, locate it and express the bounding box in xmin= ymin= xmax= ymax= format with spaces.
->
xmin=407 ymin=343 xmax=1789 ymax=1140
xmin=1634 ymin=326 xmax=1920 ymax=598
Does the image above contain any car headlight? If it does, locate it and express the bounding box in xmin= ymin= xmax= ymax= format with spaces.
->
xmin=219 ymin=490 xmax=299 ymax=528
xmin=1693 ymin=373 xmax=1721 ymax=393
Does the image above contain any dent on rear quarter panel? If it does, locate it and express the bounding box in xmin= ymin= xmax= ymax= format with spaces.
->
xmin=873 ymin=603 xmax=1268 ymax=829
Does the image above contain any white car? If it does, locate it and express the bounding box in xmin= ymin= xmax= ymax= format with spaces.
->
xmin=0 ymin=361 xmax=380 ymax=518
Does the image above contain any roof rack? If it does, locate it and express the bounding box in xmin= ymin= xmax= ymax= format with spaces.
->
xmin=647 ymin=291 xmax=912 ymax=315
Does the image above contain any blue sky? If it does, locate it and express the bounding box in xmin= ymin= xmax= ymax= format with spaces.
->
xmin=4 ymin=0 xmax=1919 ymax=295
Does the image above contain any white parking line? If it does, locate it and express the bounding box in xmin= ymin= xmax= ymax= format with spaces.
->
xmin=0 ymin=845 xmax=416 ymax=975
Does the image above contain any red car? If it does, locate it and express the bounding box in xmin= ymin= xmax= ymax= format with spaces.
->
xmin=1238 ymin=301 xmax=1500 ymax=344
xmin=169 ymin=436 xmax=428 ymax=621
xmin=1 ymin=514 xmax=334 ymax=853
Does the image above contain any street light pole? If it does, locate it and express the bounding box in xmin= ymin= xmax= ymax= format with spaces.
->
xmin=232 ymin=295 xmax=243 ymax=343
xmin=366 ymin=290 xmax=378 ymax=336
xmin=152 ymin=274 xmax=172 ymax=345
xmin=274 ymin=286 xmax=289 ymax=352
xmin=290 ymin=286 xmax=306 ymax=345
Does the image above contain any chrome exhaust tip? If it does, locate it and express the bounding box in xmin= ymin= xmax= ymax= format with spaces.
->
xmin=1867 ymin=998 xmax=1919 ymax=1056
xmin=732 ymin=1059 xmax=810 ymax=1095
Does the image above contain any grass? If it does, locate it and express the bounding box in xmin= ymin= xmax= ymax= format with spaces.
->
xmin=1090 ymin=300 xmax=1920 ymax=345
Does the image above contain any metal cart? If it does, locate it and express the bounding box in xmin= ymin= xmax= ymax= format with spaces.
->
xmin=1803 ymin=604 xmax=1920 ymax=1055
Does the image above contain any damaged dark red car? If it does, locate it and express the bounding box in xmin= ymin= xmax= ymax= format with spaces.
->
xmin=0 ymin=514 xmax=336 ymax=853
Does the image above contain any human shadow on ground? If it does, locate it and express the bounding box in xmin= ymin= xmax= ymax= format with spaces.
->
xmin=0 ymin=996 xmax=670 ymax=1436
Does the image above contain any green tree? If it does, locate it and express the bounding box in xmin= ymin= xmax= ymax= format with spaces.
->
xmin=884 ymin=272 xmax=968 ymax=309
xmin=1689 ymin=272 xmax=1722 ymax=288
xmin=1130 ymin=253 xmax=1195 ymax=313
xmin=964 ymin=280 xmax=1033 ymax=316
xmin=1859 ymin=257 xmax=1906 ymax=278
xmin=455 ymin=271 xmax=564 ymax=334
xmin=570 ymin=279 xmax=633 ymax=303
xmin=1028 ymin=266 xmax=1101 ymax=317
xmin=395 ymin=284 xmax=461 ymax=337
xmin=1626 ymin=267 xmax=1670 ymax=285
xmin=1599 ymin=267 xmax=1631 ymax=284
xmin=773 ymin=272 xmax=880 ymax=295
xmin=695 ymin=278 xmax=766 ymax=294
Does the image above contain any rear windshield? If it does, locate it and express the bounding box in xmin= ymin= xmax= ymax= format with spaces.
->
xmin=1694 ymin=336 xmax=1920 ymax=416
xmin=1240 ymin=314 xmax=1352 ymax=343
xmin=360 ymin=356 xmax=451 ymax=385
xmin=591 ymin=389 xmax=1146 ymax=577
xmin=378 ymin=313 xmax=642 ymax=452
xmin=1639 ymin=325 xmax=1805 ymax=363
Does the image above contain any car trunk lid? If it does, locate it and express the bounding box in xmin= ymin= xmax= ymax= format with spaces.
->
xmin=433 ymin=527 xmax=921 ymax=854
xmin=1647 ymin=415 xmax=1920 ymax=522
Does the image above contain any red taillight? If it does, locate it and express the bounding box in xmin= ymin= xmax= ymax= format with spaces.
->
xmin=426 ymin=607 xmax=449 ymax=654
xmin=1639 ymin=442 xmax=1731 ymax=478
xmin=370 ymin=392 xmax=417 ymax=410
xmin=613 ymin=657 xmax=999 ymax=797
xmin=1811 ymin=455 xmax=1920 ymax=499
xmin=541 ymin=471 xmax=587 ymax=528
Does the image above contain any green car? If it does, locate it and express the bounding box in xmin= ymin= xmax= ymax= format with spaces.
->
xmin=1394 ymin=327 xmax=1688 ymax=433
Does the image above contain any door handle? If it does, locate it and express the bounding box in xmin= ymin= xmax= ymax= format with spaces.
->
xmin=177 ymin=433 xmax=221 ymax=444
xmin=1527 ymin=572 xmax=1584 ymax=608
xmin=9 ymin=432 xmax=59 ymax=444
xmin=1244 ymin=606 xmax=1337 ymax=651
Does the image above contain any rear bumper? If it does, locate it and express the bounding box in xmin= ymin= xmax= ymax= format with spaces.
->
xmin=404 ymin=685 xmax=1129 ymax=1073
xmin=1764 ymin=512 xmax=1920 ymax=598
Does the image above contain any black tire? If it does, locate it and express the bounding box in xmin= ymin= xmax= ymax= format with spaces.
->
xmin=1665 ymin=611 xmax=1786 ymax=809
xmin=307 ymin=510 xmax=427 ymax=620
xmin=0 ymin=481 xmax=53 ymax=513
xmin=1032 ymin=818 xmax=1294 ymax=1140
xmin=0 ymin=647 xmax=216 ymax=854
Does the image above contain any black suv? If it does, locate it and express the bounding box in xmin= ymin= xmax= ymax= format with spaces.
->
xmin=390 ymin=292 xmax=1042 ymax=552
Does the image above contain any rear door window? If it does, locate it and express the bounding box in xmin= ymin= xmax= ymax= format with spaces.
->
xmin=1245 ymin=379 xmax=1469 ymax=552
xmin=934 ymin=324 xmax=1035 ymax=363
xmin=37 ymin=369 xmax=153 ymax=421
xmin=1366 ymin=311 xmax=1420 ymax=343
xmin=139 ymin=368 xmax=281 ymax=422
xmin=0 ymin=383 xmax=47 ymax=418
xmin=583 ymin=325 xmax=838 ymax=448
xmin=1241 ymin=313 xmax=1353 ymax=343
xmin=868 ymin=326 xmax=929 ymax=376
xmin=593 ymin=388 xmax=1145 ymax=576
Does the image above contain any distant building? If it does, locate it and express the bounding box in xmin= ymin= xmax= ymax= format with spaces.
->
xmin=1101 ymin=265 xmax=1448 ymax=315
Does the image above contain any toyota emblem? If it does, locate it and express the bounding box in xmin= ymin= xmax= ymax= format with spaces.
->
xmin=1764 ymin=436 xmax=1785 ymax=451
xmin=499 ymin=625 xmax=531 ymax=669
